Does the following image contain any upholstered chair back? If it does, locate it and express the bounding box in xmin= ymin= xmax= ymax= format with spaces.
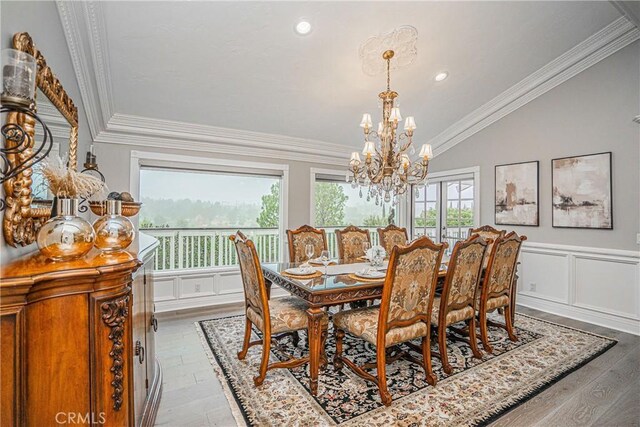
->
xmin=441 ymin=235 xmax=488 ymax=311
xmin=230 ymin=231 xmax=269 ymax=326
xmin=484 ymin=232 xmax=527 ymax=298
xmin=335 ymin=226 xmax=371 ymax=260
xmin=286 ymin=225 xmax=328 ymax=263
xmin=470 ymin=225 xmax=506 ymax=268
xmin=379 ymin=236 xmax=446 ymax=332
xmin=377 ymin=224 xmax=409 ymax=254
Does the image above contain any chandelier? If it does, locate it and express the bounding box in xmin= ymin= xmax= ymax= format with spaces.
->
xmin=347 ymin=50 xmax=433 ymax=205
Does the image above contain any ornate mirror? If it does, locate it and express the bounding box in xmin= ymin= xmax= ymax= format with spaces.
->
xmin=2 ymin=32 xmax=79 ymax=247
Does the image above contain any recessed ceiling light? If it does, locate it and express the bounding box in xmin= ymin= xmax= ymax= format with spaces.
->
xmin=434 ymin=72 xmax=449 ymax=82
xmin=295 ymin=20 xmax=312 ymax=35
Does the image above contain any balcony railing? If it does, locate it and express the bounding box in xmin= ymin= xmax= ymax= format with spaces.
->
xmin=142 ymin=226 xmax=382 ymax=271
xmin=142 ymin=226 xmax=472 ymax=272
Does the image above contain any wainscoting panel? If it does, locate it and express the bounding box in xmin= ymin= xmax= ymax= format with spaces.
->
xmin=573 ymin=255 xmax=639 ymax=319
xmin=518 ymin=249 xmax=570 ymax=303
xmin=153 ymin=268 xmax=287 ymax=313
xmin=517 ymin=242 xmax=639 ymax=335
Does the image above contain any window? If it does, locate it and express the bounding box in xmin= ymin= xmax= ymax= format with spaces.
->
xmin=139 ymin=166 xmax=284 ymax=271
xmin=312 ymin=171 xmax=395 ymax=256
xmin=412 ymin=169 xmax=478 ymax=254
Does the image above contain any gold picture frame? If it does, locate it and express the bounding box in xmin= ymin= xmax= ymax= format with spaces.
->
xmin=3 ymin=32 xmax=79 ymax=247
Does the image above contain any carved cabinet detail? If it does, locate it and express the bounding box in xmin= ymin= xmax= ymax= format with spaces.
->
xmin=0 ymin=234 xmax=160 ymax=427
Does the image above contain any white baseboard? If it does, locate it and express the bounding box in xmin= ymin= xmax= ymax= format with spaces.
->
xmin=517 ymin=294 xmax=639 ymax=335
xmin=518 ymin=241 xmax=639 ymax=336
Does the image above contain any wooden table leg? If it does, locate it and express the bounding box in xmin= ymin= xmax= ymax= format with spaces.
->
xmin=265 ymin=279 xmax=272 ymax=300
xmin=306 ymin=306 xmax=324 ymax=395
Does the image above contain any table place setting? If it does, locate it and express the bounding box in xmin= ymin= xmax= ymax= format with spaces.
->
xmin=282 ymin=265 xmax=324 ymax=279
xmin=348 ymin=266 xmax=387 ymax=282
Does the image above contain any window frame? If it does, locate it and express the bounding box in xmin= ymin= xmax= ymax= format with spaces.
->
xmin=130 ymin=150 xmax=289 ymax=267
xmin=309 ymin=167 xmax=408 ymax=229
xmin=407 ymin=166 xmax=481 ymax=241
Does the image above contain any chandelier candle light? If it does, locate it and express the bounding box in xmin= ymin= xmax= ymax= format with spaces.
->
xmin=348 ymin=50 xmax=433 ymax=205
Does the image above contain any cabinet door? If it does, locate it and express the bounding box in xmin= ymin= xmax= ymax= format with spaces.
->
xmin=1 ymin=308 xmax=23 ymax=426
xmin=131 ymin=270 xmax=147 ymax=423
xmin=144 ymin=258 xmax=157 ymax=392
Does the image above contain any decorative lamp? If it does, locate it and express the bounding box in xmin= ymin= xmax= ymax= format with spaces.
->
xmin=350 ymin=152 xmax=361 ymax=166
xmin=362 ymin=141 xmax=376 ymax=157
xmin=404 ymin=116 xmax=416 ymax=132
xmin=347 ymin=49 xmax=432 ymax=205
xmin=359 ymin=113 xmax=372 ymax=130
xmin=419 ymin=144 xmax=433 ymax=160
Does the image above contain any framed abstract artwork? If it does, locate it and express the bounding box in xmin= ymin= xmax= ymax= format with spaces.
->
xmin=551 ymin=152 xmax=612 ymax=229
xmin=495 ymin=161 xmax=539 ymax=226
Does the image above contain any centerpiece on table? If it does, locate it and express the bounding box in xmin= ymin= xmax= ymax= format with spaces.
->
xmin=366 ymin=245 xmax=387 ymax=266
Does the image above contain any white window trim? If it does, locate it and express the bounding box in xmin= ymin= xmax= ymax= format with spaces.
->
xmin=309 ymin=167 xmax=409 ymax=229
xmin=405 ymin=166 xmax=481 ymax=237
xmin=130 ymin=150 xmax=290 ymax=262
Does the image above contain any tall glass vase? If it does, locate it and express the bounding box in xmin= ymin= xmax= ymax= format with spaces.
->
xmin=37 ymin=198 xmax=96 ymax=261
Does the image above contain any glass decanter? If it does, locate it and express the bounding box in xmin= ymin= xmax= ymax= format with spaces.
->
xmin=37 ymin=198 xmax=95 ymax=261
xmin=93 ymin=200 xmax=135 ymax=253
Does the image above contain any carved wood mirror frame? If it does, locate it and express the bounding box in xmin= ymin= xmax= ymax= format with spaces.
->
xmin=3 ymin=32 xmax=79 ymax=247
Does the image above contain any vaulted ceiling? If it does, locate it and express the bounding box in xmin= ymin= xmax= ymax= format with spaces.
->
xmin=56 ymin=1 xmax=637 ymax=163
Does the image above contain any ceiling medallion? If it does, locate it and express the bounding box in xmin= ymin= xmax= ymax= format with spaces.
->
xmin=359 ymin=26 xmax=418 ymax=76
xmin=347 ymin=49 xmax=432 ymax=206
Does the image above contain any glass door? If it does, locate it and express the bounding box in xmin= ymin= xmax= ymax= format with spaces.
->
xmin=441 ymin=179 xmax=475 ymax=251
xmin=412 ymin=177 xmax=476 ymax=255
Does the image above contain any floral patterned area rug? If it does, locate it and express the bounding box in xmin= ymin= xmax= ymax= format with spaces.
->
xmin=196 ymin=313 xmax=615 ymax=426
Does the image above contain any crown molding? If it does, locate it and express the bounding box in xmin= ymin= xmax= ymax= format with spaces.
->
xmin=56 ymin=0 xmax=113 ymax=139
xmin=611 ymin=1 xmax=640 ymax=29
xmin=97 ymin=114 xmax=351 ymax=166
xmin=57 ymin=2 xmax=637 ymax=166
xmin=432 ymin=17 xmax=639 ymax=157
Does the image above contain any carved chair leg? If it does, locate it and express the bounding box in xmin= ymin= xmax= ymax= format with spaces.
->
xmin=254 ymin=335 xmax=271 ymax=386
xmin=377 ymin=345 xmax=392 ymax=406
xmin=468 ymin=317 xmax=482 ymax=359
xmin=333 ymin=329 xmax=345 ymax=372
xmin=479 ymin=309 xmax=493 ymax=354
xmin=238 ymin=318 xmax=252 ymax=360
xmin=422 ymin=334 xmax=437 ymax=386
xmin=504 ymin=304 xmax=518 ymax=342
xmin=438 ymin=324 xmax=452 ymax=375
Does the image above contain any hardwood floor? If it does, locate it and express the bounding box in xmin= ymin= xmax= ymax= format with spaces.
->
xmin=153 ymin=304 xmax=639 ymax=427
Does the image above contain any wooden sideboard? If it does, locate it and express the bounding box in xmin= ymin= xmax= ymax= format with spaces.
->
xmin=0 ymin=233 xmax=161 ymax=426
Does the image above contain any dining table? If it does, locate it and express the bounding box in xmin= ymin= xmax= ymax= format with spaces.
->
xmin=261 ymin=257 xmax=448 ymax=396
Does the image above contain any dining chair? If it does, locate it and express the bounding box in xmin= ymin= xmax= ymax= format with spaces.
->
xmin=476 ymin=231 xmax=527 ymax=353
xmin=333 ymin=236 xmax=446 ymax=406
xmin=469 ymin=225 xmax=506 ymax=268
xmin=286 ymin=225 xmax=328 ymax=263
xmin=230 ymin=231 xmax=328 ymax=386
xmin=335 ymin=225 xmax=371 ymax=260
xmin=377 ymin=224 xmax=409 ymax=254
xmin=431 ymin=234 xmax=488 ymax=374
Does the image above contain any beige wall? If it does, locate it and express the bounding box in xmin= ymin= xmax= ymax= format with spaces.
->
xmin=431 ymin=41 xmax=640 ymax=251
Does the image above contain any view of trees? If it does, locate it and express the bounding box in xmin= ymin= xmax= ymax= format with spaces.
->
xmin=414 ymin=206 xmax=474 ymax=227
xmin=139 ymin=197 xmax=264 ymax=228
xmin=314 ymin=182 xmax=349 ymax=226
xmin=256 ymin=183 xmax=280 ymax=228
